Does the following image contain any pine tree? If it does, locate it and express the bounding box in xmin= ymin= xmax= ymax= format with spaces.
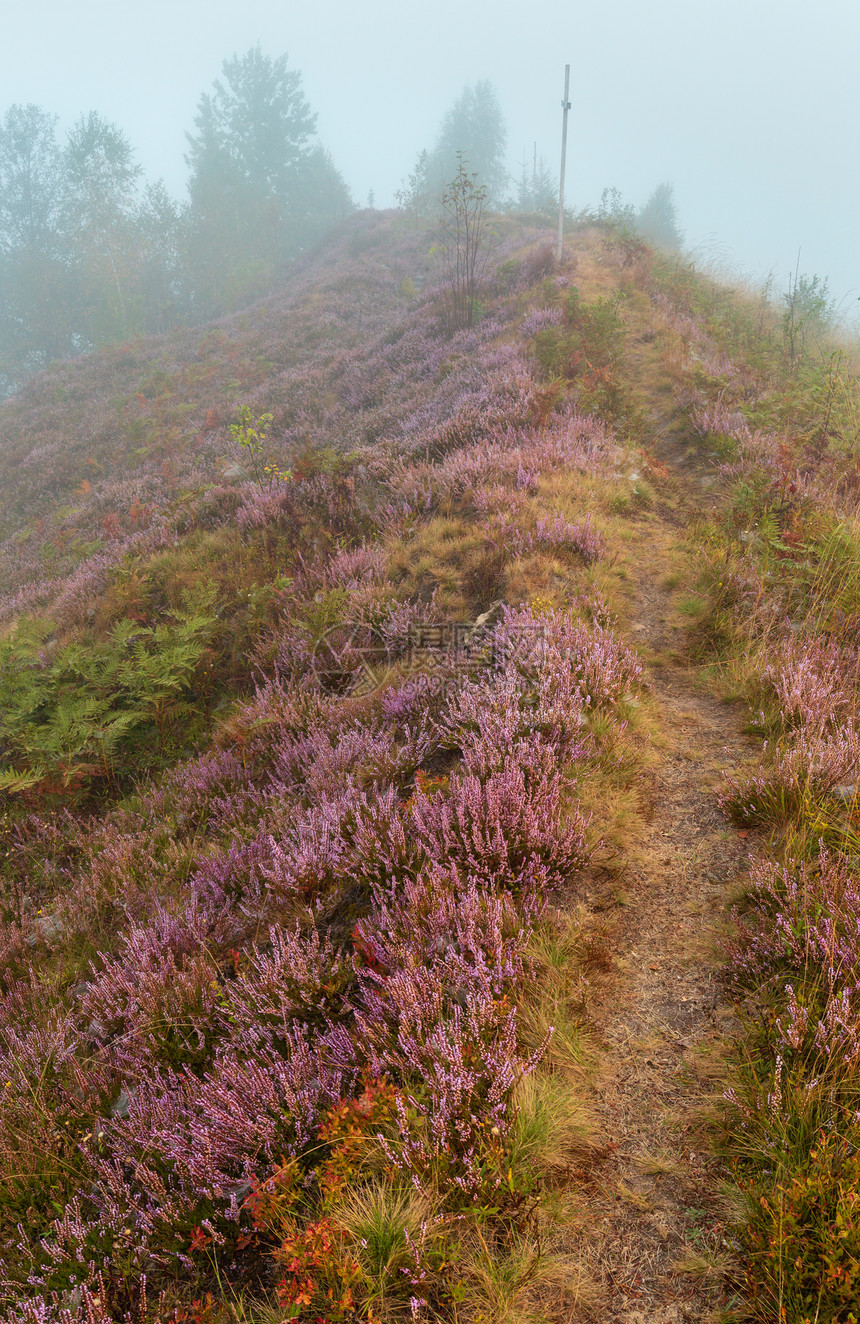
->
xmin=635 ymin=182 xmax=683 ymax=252
xmin=185 ymin=45 xmax=352 ymax=313
xmin=515 ymin=149 xmax=556 ymax=216
xmin=424 ymin=81 xmax=508 ymax=209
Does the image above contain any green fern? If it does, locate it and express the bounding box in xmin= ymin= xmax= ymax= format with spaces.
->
xmin=0 ymin=606 xmax=215 ymax=799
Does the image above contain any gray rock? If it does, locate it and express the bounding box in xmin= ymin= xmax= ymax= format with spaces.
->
xmin=35 ymin=912 xmax=64 ymax=942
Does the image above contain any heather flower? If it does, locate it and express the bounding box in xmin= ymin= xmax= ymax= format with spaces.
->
xmin=354 ymin=963 xmax=543 ymax=1196
xmin=354 ymin=865 xmax=525 ymax=994
xmin=721 ymin=722 xmax=860 ymax=826
xmin=490 ymin=602 xmax=644 ymax=711
xmin=82 ymin=906 xmax=223 ymax=1077
xmin=222 ymin=920 xmax=354 ymax=1041
xmin=411 ymin=764 xmax=590 ymax=908
xmin=521 ymin=306 xmax=564 ymax=337
xmin=727 ymin=849 xmax=860 ymax=999
xmin=445 ymin=671 xmax=588 ymax=779
xmin=760 ymin=632 xmax=857 ymax=735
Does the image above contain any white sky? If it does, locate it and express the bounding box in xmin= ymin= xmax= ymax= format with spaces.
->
xmin=2 ymin=0 xmax=858 ymax=315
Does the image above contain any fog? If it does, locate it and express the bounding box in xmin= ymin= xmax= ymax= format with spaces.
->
xmin=2 ymin=0 xmax=857 ymax=312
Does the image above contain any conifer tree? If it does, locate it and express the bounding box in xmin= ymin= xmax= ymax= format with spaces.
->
xmin=184 ymin=45 xmax=351 ymax=314
xmin=635 ymin=182 xmax=683 ymax=252
xmin=424 ymin=81 xmax=508 ymax=209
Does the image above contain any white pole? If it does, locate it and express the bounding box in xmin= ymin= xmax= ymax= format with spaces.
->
xmin=557 ymin=64 xmax=571 ymax=263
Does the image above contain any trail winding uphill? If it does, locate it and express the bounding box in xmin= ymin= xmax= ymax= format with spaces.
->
xmin=559 ymin=288 xmax=758 ymax=1320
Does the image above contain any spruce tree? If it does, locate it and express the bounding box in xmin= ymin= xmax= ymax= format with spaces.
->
xmin=184 ymin=46 xmax=351 ymax=314
xmin=425 ymin=81 xmax=508 ymax=209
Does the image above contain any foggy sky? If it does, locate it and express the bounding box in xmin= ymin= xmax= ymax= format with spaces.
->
xmin=2 ymin=0 xmax=858 ymax=318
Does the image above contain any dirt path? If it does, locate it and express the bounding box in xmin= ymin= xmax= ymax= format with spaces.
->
xmin=573 ymin=327 xmax=756 ymax=1319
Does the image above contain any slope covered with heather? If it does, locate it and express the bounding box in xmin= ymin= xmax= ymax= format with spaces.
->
xmin=0 ymin=212 xmax=647 ymax=1320
xmin=2 ymin=207 xmax=860 ymax=1324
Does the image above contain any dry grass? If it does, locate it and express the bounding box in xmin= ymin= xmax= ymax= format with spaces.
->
xmin=455 ymin=1228 xmax=603 ymax=1324
xmin=504 ymin=553 xmax=579 ymax=612
xmin=509 ymin=1073 xmax=599 ymax=1180
xmin=634 ymin=1150 xmax=686 ymax=1179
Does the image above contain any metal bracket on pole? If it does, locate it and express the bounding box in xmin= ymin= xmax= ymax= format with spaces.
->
xmin=557 ymin=64 xmax=571 ymax=263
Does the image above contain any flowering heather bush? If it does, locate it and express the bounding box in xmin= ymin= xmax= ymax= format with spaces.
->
xmin=223 ymin=921 xmax=353 ymax=1040
xmin=690 ymin=394 xmax=750 ymax=443
xmin=728 ymin=849 xmax=860 ymax=1001
xmin=255 ymin=781 xmax=427 ymax=903
xmin=388 ymin=407 xmax=618 ymax=517
xmin=355 ymin=963 xmax=542 ymax=1197
xmin=721 ymin=625 xmax=860 ymax=829
xmin=519 ymin=407 xmax=618 ymax=474
xmin=476 ymin=486 xmax=605 ymax=563
xmin=518 ymin=512 xmax=605 ymax=562
xmin=759 ymin=632 xmax=858 ymax=734
xmin=521 ymin=306 xmax=564 ymax=338
xmin=721 ymin=722 xmax=860 ymax=827
xmin=491 ymin=602 xmax=644 ymax=711
xmin=355 ymin=867 xmax=525 ymax=994
xmin=411 ymin=764 xmax=590 ymax=908
xmin=649 ymin=289 xmax=738 ymax=380
xmin=81 ymin=907 xmax=223 ymax=1077
xmin=324 ymin=543 xmax=389 ymax=589
xmin=154 ymin=747 xmax=253 ymax=834
xmin=267 ymin=713 xmax=437 ymax=803
xmin=87 ymin=1020 xmax=358 ymax=1248
xmin=186 ymin=834 xmax=273 ymax=921
xmin=693 ymin=344 xmax=739 ymax=380
xmin=0 ymin=1279 xmax=113 ymax=1324
xmin=446 ymin=672 xmax=589 ymax=780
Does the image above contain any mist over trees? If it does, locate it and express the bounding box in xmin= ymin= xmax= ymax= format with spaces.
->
xmin=0 ymin=48 xmax=352 ymax=395
xmin=399 ymin=81 xmax=509 ymax=216
xmin=0 ymin=52 xmax=694 ymax=399
xmin=0 ymin=105 xmax=176 ymax=390
xmin=515 ymin=149 xmax=557 ymax=216
xmin=185 ymin=46 xmax=351 ymax=316
xmin=427 ymin=81 xmax=508 ymax=206
xmin=635 ymin=181 xmax=682 ymax=252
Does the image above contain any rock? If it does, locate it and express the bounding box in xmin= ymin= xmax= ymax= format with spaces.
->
xmin=471 ymin=599 xmax=504 ymax=631
xmin=834 ymin=784 xmax=856 ymax=804
xmin=463 ymin=599 xmax=505 ymax=649
xmin=35 ymin=912 xmax=64 ymax=942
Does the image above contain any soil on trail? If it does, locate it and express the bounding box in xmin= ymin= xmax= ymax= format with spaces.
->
xmin=572 ymin=326 xmax=755 ymax=1320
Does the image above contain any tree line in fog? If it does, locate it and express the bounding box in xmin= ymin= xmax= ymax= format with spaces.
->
xmin=0 ymin=48 xmax=682 ymax=395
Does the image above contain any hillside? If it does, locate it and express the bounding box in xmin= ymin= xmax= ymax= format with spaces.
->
xmin=0 ymin=209 xmax=859 ymax=1323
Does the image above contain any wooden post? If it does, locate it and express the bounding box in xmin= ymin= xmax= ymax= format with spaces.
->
xmin=557 ymin=64 xmax=571 ymax=263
